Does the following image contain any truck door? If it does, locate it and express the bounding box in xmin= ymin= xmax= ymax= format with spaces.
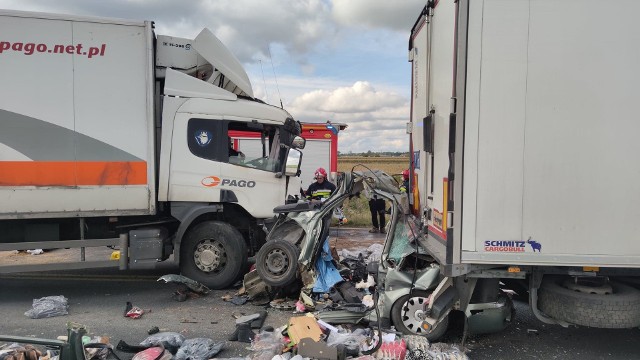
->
xmin=167 ymin=113 xmax=223 ymax=203
xmin=218 ymin=121 xmax=287 ymax=219
xmin=410 ymin=1 xmax=457 ymax=247
xmin=409 ymin=6 xmax=432 ymax=220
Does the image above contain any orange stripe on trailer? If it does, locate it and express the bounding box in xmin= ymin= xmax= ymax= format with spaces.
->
xmin=0 ymin=161 xmax=147 ymax=186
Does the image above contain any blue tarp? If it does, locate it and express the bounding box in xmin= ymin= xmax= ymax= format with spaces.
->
xmin=313 ymin=237 xmax=344 ymax=293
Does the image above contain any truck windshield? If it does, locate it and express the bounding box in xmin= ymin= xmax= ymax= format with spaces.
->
xmin=228 ymin=122 xmax=283 ymax=172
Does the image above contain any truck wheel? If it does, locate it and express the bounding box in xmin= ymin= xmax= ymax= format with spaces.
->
xmin=255 ymin=240 xmax=299 ymax=287
xmin=391 ymin=291 xmax=449 ymax=340
xmin=539 ymin=276 xmax=640 ymax=328
xmin=180 ymin=221 xmax=247 ymax=290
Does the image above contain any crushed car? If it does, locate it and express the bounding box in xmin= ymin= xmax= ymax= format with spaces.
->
xmin=250 ymin=169 xmax=512 ymax=340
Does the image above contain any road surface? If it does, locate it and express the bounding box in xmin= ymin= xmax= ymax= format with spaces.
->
xmin=1 ymin=228 xmax=639 ymax=359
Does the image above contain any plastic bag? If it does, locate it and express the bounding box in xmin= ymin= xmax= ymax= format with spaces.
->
xmin=247 ymin=331 xmax=285 ymax=360
xmin=0 ymin=343 xmax=43 ymax=360
xmin=366 ymin=244 xmax=383 ymax=263
xmin=174 ymin=338 xmax=223 ymax=360
xmin=425 ymin=343 xmax=470 ymax=360
xmin=139 ymin=332 xmax=185 ymax=349
xmin=326 ymin=328 xmax=368 ymax=349
xmin=24 ymin=295 xmax=68 ymax=319
xmin=84 ymin=336 xmax=113 ymax=360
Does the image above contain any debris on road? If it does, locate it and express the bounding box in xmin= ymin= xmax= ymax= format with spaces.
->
xmin=24 ymin=295 xmax=68 ymax=319
xmin=157 ymin=274 xmax=210 ymax=302
xmin=228 ymin=311 xmax=269 ymax=343
xmin=222 ymin=294 xmax=249 ymax=306
xmin=124 ymin=302 xmax=144 ymax=319
xmin=174 ymin=338 xmax=223 ymax=360
xmin=269 ymin=299 xmax=296 ymax=311
xmin=83 ymin=336 xmax=115 ymax=360
xmin=0 ymin=344 xmax=42 ymax=360
xmin=131 ymin=346 xmax=171 ymax=360
xmin=139 ymin=332 xmax=184 ymax=352
xmin=339 ymin=243 xmax=383 ymax=266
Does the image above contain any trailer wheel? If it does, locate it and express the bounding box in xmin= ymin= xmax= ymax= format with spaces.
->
xmin=180 ymin=221 xmax=247 ymax=290
xmin=255 ymin=240 xmax=299 ymax=287
xmin=391 ymin=291 xmax=449 ymax=340
xmin=539 ymin=276 xmax=640 ymax=328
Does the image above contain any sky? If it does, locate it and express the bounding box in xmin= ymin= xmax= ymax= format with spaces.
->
xmin=0 ymin=0 xmax=426 ymax=153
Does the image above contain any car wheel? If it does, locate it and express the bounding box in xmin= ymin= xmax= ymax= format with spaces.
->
xmin=391 ymin=290 xmax=449 ymax=340
xmin=255 ymin=240 xmax=300 ymax=287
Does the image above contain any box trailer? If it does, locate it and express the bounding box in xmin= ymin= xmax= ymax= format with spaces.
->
xmin=407 ymin=0 xmax=640 ymax=334
xmin=0 ymin=10 xmax=305 ymax=289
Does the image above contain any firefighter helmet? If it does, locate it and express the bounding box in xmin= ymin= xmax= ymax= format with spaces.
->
xmin=315 ymin=167 xmax=328 ymax=179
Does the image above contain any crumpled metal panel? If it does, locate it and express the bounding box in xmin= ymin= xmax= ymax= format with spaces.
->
xmin=157 ymin=274 xmax=210 ymax=294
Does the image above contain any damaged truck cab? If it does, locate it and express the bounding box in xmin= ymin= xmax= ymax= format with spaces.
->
xmin=0 ymin=10 xmax=304 ymax=289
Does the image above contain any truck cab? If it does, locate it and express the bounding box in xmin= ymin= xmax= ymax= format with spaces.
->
xmin=0 ymin=11 xmax=304 ymax=289
xmin=153 ymin=29 xmax=305 ymax=288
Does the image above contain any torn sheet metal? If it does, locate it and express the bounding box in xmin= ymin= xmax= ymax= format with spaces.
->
xmin=157 ymin=274 xmax=211 ymax=294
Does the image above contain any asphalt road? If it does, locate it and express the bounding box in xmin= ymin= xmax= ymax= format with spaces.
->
xmin=1 ymin=228 xmax=639 ymax=360
xmin=2 ymin=270 xmax=639 ymax=360
xmin=0 ymin=270 xmax=292 ymax=359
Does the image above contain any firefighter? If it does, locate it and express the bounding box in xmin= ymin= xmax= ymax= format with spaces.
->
xmin=304 ymin=167 xmax=336 ymax=202
xmin=400 ymin=169 xmax=410 ymax=193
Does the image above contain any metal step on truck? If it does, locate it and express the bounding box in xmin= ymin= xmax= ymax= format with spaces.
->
xmin=0 ymin=9 xmax=306 ymax=289
xmin=405 ymin=0 xmax=640 ymax=336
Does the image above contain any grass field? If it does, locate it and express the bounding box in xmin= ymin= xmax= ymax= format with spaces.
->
xmin=336 ymin=156 xmax=409 ymax=228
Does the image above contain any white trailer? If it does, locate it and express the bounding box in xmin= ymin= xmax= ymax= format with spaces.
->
xmin=0 ymin=10 xmax=305 ymax=289
xmin=408 ymin=0 xmax=640 ymax=333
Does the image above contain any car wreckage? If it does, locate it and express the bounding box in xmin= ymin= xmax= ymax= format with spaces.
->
xmin=249 ymin=170 xmax=513 ymax=340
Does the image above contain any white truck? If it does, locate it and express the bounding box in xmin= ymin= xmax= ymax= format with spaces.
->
xmin=407 ymin=0 xmax=640 ymax=334
xmin=0 ymin=10 xmax=306 ymax=289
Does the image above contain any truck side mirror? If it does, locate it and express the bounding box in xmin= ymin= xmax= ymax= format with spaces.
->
xmin=285 ymin=149 xmax=303 ymax=176
xmin=291 ymin=135 xmax=306 ymax=150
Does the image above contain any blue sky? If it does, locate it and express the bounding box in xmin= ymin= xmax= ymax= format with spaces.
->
xmin=0 ymin=0 xmax=426 ymax=153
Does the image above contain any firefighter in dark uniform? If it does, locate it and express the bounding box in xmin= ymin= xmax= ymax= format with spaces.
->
xmin=304 ymin=167 xmax=336 ymax=202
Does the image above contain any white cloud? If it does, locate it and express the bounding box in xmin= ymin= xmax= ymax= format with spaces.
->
xmin=286 ymin=82 xmax=410 ymax=153
xmin=0 ymin=0 xmax=335 ymax=65
xmin=0 ymin=0 xmax=417 ymax=152
xmin=332 ymin=0 xmax=425 ymax=31
xmin=199 ymin=0 xmax=335 ymax=63
xmin=290 ymin=81 xmax=405 ymax=113
xmin=340 ymin=127 xmax=409 ymax=154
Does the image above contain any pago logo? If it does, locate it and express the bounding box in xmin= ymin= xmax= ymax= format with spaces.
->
xmin=201 ymin=176 xmax=256 ymax=188
xmin=201 ymin=176 xmax=221 ymax=187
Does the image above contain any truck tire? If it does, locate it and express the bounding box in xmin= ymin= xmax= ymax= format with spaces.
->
xmin=180 ymin=221 xmax=247 ymax=290
xmin=255 ymin=240 xmax=299 ymax=287
xmin=539 ymin=276 xmax=640 ymax=328
xmin=391 ymin=291 xmax=449 ymax=340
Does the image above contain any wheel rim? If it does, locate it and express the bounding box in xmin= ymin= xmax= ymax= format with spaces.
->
xmin=400 ymin=296 xmax=432 ymax=334
xmin=264 ymin=248 xmax=290 ymax=277
xmin=194 ymin=240 xmax=227 ymax=273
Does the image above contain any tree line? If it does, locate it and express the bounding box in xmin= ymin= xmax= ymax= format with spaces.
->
xmin=338 ymin=150 xmax=409 ymax=157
